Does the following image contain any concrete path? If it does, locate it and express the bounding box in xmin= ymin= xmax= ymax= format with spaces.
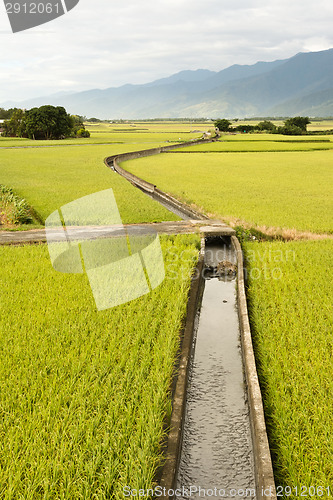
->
xmin=0 ymin=220 xmax=235 ymax=246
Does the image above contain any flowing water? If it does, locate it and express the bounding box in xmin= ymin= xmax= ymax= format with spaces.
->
xmin=175 ymin=238 xmax=256 ymax=499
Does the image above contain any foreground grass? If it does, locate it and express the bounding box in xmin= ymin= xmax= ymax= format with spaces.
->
xmin=124 ymin=148 xmax=333 ymax=233
xmin=0 ymin=235 xmax=199 ymax=499
xmin=245 ymin=239 xmax=333 ymax=495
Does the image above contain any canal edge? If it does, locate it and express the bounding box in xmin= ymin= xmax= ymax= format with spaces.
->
xmin=231 ymin=235 xmax=277 ymax=500
xmin=159 ymin=242 xmax=205 ymax=497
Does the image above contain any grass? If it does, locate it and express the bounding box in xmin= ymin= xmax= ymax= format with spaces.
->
xmin=244 ymin=239 xmax=333 ymax=496
xmin=123 ymin=148 xmax=333 ymax=233
xmin=0 ymin=234 xmax=200 ymax=499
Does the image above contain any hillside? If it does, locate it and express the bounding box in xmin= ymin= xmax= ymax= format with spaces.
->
xmin=2 ymin=48 xmax=333 ymax=118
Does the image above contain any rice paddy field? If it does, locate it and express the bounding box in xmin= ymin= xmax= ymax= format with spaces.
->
xmin=0 ymin=235 xmax=200 ymax=499
xmin=0 ymin=123 xmax=196 ymax=224
xmin=123 ymin=140 xmax=333 ymax=234
xmin=0 ymin=121 xmax=205 ymax=149
xmin=121 ymin=128 xmax=333 ymax=497
xmin=245 ymin=240 xmax=333 ymax=493
xmin=1 ymin=121 xmax=333 ymax=498
xmin=0 ymin=123 xmax=201 ymax=498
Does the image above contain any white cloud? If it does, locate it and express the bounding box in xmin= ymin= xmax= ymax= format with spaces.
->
xmin=0 ymin=0 xmax=333 ymax=102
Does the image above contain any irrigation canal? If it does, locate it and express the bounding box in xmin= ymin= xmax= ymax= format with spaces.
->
xmin=106 ymin=144 xmax=276 ymax=500
xmin=175 ymin=238 xmax=255 ymax=498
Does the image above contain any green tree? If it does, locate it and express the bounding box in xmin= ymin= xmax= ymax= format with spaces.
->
xmin=69 ymin=115 xmax=85 ymax=136
xmin=24 ymin=106 xmax=72 ymax=140
xmin=234 ymin=124 xmax=256 ymax=133
xmin=284 ymin=116 xmax=310 ymax=132
xmin=0 ymin=107 xmax=17 ymax=120
xmin=2 ymin=109 xmax=26 ymax=137
xmin=214 ymin=119 xmax=232 ymax=132
xmin=256 ymin=120 xmax=277 ymax=132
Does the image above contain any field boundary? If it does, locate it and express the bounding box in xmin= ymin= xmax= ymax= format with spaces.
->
xmin=106 ymin=140 xmax=277 ymax=499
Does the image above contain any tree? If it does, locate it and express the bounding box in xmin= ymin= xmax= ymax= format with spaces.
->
xmin=2 ymin=109 xmax=26 ymax=137
xmin=69 ymin=115 xmax=85 ymax=136
xmin=2 ymin=106 xmax=89 ymax=140
xmin=256 ymin=120 xmax=277 ymax=132
xmin=284 ymin=116 xmax=310 ymax=132
xmin=234 ymin=124 xmax=256 ymax=133
xmin=24 ymin=106 xmax=72 ymax=140
xmin=0 ymin=107 xmax=17 ymax=120
xmin=214 ymin=119 xmax=232 ymax=132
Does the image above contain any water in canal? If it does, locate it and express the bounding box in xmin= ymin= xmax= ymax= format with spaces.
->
xmin=175 ymin=238 xmax=256 ymax=499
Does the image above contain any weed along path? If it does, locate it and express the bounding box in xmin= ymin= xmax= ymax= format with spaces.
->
xmin=105 ymin=143 xmax=277 ymax=500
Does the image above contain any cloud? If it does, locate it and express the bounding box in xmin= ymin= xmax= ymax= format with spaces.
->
xmin=1 ymin=0 xmax=333 ymax=102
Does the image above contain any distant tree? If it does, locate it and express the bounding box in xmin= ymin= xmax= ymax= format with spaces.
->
xmin=2 ymin=106 xmax=89 ymax=140
xmin=234 ymin=124 xmax=256 ymax=133
xmin=277 ymin=124 xmax=304 ymax=135
xmin=256 ymin=120 xmax=277 ymax=132
xmin=283 ymin=117 xmax=310 ymax=132
xmin=2 ymin=109 xmax=26 ymax=137
xmin=214 ymin=119 xmax=232 ymax=132
xmin=0 ymin=107 xmax=17 ymax=120
xmin=69 ymin=115 xmax=85 ymax=136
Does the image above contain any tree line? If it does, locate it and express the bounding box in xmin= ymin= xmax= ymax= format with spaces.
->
xmin=214 ymin=117 xmax=311 ymax=135
xmin=1 ymin=105 xmax=90 ymax=139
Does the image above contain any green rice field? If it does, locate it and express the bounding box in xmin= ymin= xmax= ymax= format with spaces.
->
xmin=1 ymin=122 xmax=333 ymax=498
xmin=119 ymin=129 xmax=333 ymax=496
xmin=0 ymin=144 xmax=180 ymax=225
xmin=0 ymin=123 xmax=200 ymax=497
xmin=245 ymin=239 xmax=333 ymax=493
xmin=123 ymin=145 xmax=333 ymax=233
xmin=0 ymin=121 xmax=204 ymax=149
xmin=0 ymin=235 xmax=200 ymax=499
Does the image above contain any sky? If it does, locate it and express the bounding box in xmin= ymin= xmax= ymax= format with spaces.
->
xmin=1 ymin=0 xmax=333 ymax=103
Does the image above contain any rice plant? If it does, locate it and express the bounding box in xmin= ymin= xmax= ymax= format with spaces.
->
xmin=245 ymin=240 xmax=333 ymax=496
xmin=0 ymin=235 xmax=200 ymax=499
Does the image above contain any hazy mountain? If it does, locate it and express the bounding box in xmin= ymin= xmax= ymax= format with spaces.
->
xmin=266 ymin=87 xmax=333 ymax=116
xmin=2 ymin=49 xmax=333 ymax=118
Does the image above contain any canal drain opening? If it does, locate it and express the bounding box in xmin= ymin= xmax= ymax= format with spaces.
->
xmin=203 ymin=235 xmax=238 ymax=281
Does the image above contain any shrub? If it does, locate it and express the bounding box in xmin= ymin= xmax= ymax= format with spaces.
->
xmin=76 ymin=128 xmax=91 ymax=138
xmin=0 ymin=185 xmax=32 ymax=225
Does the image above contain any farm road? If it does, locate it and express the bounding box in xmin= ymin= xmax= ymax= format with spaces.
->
xmin=0 ymin=220 xmax=234 ymax=246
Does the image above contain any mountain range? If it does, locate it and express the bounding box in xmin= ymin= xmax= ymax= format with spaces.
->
xmin=3 ymin=48 xmax=333 ymax=119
